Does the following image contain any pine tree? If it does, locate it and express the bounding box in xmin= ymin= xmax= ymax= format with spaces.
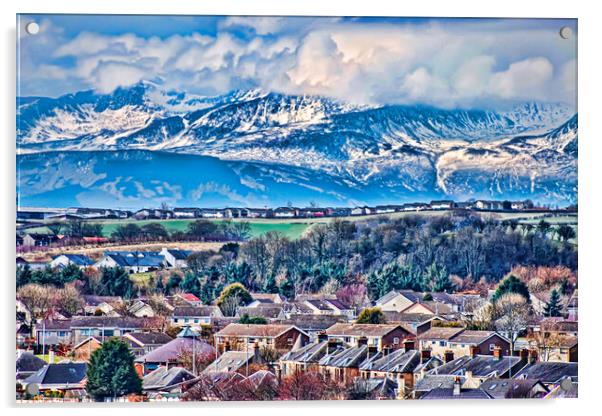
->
xmin=263 ymin=274 xmax=278 ymax=293
xmin=86 ymin=338 xmax=142 ymax=400
xmin=544 ymin=289 xmax=563 ymax=317
xmin=492 ymin=275 xmax=530 ymax=303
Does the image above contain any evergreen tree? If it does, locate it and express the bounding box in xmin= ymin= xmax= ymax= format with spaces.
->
xmin=99 ymin=267 xmax=135 ymax=299
xmin=492 ymin=275 xmax=530 ymax=303
xmin=86 ymin=338 xmax=142 ymax=400
xmin=423 ymin=263 xmax=453 ymax=293
xmin=279 ymin=276 xmax=296 ymax=299
xmin=263 ymin=274 xmax=278 ymax=293
xmin=544 ymin=289 xmax=563 ymax=317
xmin=180 ymin=272 xmax=201 ymax=297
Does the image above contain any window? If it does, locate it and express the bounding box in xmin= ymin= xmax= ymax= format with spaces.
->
xmin=287 ymin=338 xmax=294 ymax=345
xmin=489 ymin=343 xmax=496 ymax=351
xmin=194 ymin=319 xmax=199 ymax=324
xmin=393 ymin=337 xmax=400 ymax=344
xmin=102 ymin=329 xmax=114 ymax=337
xmin=439 ymin=341 xmax=446 ymax=347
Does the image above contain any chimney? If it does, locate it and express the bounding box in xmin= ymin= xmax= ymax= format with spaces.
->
xmin=317 ymin=332 xmax=328 ymax=343
xmin=453 ymin=376 xmax=461 ymax=396
xmin=444 ymin=350 xmax=454 ymax=363
xmin=357 ymin=336 xmax=368 ymax=347
xmin=420 ymin=348 xmax=432 ymax=364
xmin=403 ymin=340 xmax=415 ymax=351
xmin=519 ymin=348 xmax=529 ymax=362
xmin=469 ymin=345 xmax=479 ymax=358
xmin=327 ymin=339 xmax=340 ymax=354
xmin=528 ymin=349 xmax=538 ymax=364
xmin=493 ymin=346 xmax=502 ymax=361
xmin=224 ymin=340 xmax=231 ymax=352
xmin=253 ymin=341 xmax=260 ymax=363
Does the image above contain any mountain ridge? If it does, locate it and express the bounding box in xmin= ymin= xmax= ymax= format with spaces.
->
xmin=16 ymin=82 xmax=577 ymax=208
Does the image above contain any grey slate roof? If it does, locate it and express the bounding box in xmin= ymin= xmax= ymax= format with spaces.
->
xmin=71 ymin=316 xmax=147 ymax=329
xmin=143 ymin=366 xmax=196 ymax=390
xmin=137 ymin=337 xmax=215 ymax=363
xmin=360 ymin=349 xmax=420 ymax=373
xmin=54 ymin=254 xmax=94 ymax=266
xmin=203 ymin=351 xmax=252 ymax=374
xmin=415 ymin=375 xmax=464 ymax=392
xmin=514 ymin=362 xmax=578 ymax=384
xmin=420 ymin=387 xmax=493 ymax=400
xmin=24 ymin=363 xmax=87 ymax=386
xmin=123 ymin=332 xmax=173 ymax=346
xmin=479 ymin=378 xmax=549 ymax=399
xmin=16 ymin=351 xmax=47 ymax=378
xmin=280 ymin=341 xmax=329 ymax=363
xmin=429 ymin=355 xmax=524 ymax=378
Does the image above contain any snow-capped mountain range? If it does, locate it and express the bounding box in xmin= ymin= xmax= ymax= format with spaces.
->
xmin=16 ymin=81 xmax=577 ymax=209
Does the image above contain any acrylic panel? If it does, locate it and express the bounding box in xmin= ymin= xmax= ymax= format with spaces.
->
xmin=16 ymin=14 xmax=577 ymax=402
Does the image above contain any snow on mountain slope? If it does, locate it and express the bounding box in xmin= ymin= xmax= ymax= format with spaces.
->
xmin=16 ymin=82 xmax=578 ymax=207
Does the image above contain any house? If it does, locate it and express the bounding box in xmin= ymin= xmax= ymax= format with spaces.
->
xmin=318 ymin=344 xmax=380 ymax=384
xmin=173 ymin=207 xmax=202 ymax=218
xmin=82 ymin=295 xmax=123 ymax=316
xmin=374 ymin=205 xmax=399 ymax=214
xmin=171 ymin=306 xmax=224 ymax=328
xmin=121 ymin=332 xmax=173 ymax=357
xmin=16 ymin=351 xmax=47 ymax=381
xmin=417 ymin=327 xmax=465 ymax=357
xmin=22 ymin=233 xmax=59 ymax=247
xmin=236 ymin=305 xmax=287 ymax=321
xmin=248 ymin=293 xmax=286 ymax=306
xmin=429 ymin=200 xmax=455 ymax=210
xmin=375 ymin=290 xmax=423 ymax=312
xmin=134 ymin=209 xmax=174 ymax=220
xmin=479 ymin=378 xmax=549 ymax=399
xmin=70 ymin=316 xmax=151 ymax=344
xmin=142 ymin=366 xmax=196 ymax=395
xmin=200 ymin=208 xmax=224 ymax=218
xmin=50 ymin=254 xmax=94 ymax=269
xmin=446 ymin=330 xmax=512 ymax=357
xmin=514 ymin=362 xmax=578 ymax=389
xmin=418 ymin=328 xmax=511 ymax=358
xmin=302 ymin=298 xmax=355 ymax=318
xmin=273 ymin=207 xmax=299 ymax=218
xmin=173 ymin=293 xmax=203 ymax=306
xmin=95 ymin=251 xmax=166 ymax=273
xmin=215 ymin=324 xmax=309 ymax=353
xmin=203 ymin=349 xmax=258 ymax=374
xmin=22 ymin=362 xmax=88 ymax=393
xmin=279 ymin=341 xmax=330 ymax=376
xmin=71 ymin=336 xmax=102 ymax=361
xmin=128 ymin=300 xmax=155 ymax=318
xmin=135 ymin=331 xmax=215 ymax=375
xmin=535 ymin=335 xmax=578 ymax=363
xmin=351 ymin=377 xmax=399 ymax=400
xmin=34 ymin=319 xmax=72 ymax=347
xmin=420 ymin=378 xmax=493 ymax=400
xmin=402 ymin=203 xmax=429 ymax=212
xmin=359 ymin=349 xmax=422 ymax=397
xmin=427 ymin=350 xmax=527 ymax=382
xmin=382 ymin=312 xmax=446 ymax=336
xmin=160 ymin=248 xmax=194 ymax=269
xmin=401 ymin=301 xmax=456 ymax=317
xmin=324 ymin=323 xmax=414 ymax=351
xmin=280 ymin=314 xmax=347 ymax=342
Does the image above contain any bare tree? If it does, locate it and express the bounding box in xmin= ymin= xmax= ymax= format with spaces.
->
xmin=493 ymin=293 xmax=532 ymax=351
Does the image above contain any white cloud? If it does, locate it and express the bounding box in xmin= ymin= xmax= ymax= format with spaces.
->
xmin=489 ymin=57 xmax=554 ymax=100
xmin=18 ymin=17 xmax=577 ymax=109
xmin=92 ymin=61 xmax=147 ymax=93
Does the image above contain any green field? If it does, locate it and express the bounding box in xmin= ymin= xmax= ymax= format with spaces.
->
xmin=21 ymin=210 xmax=577 ymax=241
xmin=25 ymin=218 xmax=313 ymax=240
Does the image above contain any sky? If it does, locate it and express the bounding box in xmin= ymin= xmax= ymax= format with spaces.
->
xmin=17 ymin=15 xmax=577 ymax=109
